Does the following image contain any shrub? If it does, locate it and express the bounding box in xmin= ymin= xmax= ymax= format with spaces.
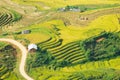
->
xmin=10 ymin=10 xmax=22 ymax=21
xmin=82 ymin=32 xmax=120 ymax=61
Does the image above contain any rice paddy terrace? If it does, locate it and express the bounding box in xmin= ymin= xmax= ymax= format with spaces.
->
xmin=0 ymin=12 xmax=13 ymax=27
xmin=0 ymin=7 xmax=21 ymax=33
xmin=0 ymin=0 xmax=120 ymax=80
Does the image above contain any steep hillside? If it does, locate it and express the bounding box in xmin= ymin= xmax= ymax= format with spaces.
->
xmin=0 ymin=0 xmax=120 ymax=80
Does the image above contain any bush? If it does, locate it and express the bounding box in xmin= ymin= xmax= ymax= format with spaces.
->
xmin=82 ymin=32 xmax=120 ymax=61
xmin=27 ymin=51 xmax=54 ymax=68
xmin=2 ymin=33 xmax=8 ymax=36
xmin=13 ymin=31 xmax=21 ymax=35
xmin=10 ymin=10 xmax=22 ymax=21
xmin=0 ymin=44 xmax=17 ymax=79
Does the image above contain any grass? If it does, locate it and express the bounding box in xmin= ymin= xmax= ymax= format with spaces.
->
xmin=28 ymin=67 xmax=70 ymax=80
xmin=17 ymin=33 xmax=50 ymax=44
xmin=15 ymin=25 xmax=53 ymax=44
xmin=5 ymin=72 xmax=18 ymax=80
xmin=14 ymin=20 xmax=64 ymax=44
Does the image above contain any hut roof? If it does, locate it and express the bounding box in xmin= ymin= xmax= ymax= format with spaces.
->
xmin=28 ymin=44 xmax=37 ymax=51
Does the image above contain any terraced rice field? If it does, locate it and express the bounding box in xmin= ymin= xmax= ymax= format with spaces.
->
xmin=60 ymin=14 xmax=120 ymax=44
xmin=0 ymin=12 xmax=13 ymax=27
xmin=22 ymin=13 xmax=120 ymax=66
xmin=61 ymin=56 xmax=120 ymax=72
xmin=48 ymin=41 xmax=86 ymax=63
xmin=51 ymin=7 xmax=120 ymax=26
xmin=1 ymin=0 xmax=120 ymax=80
xmin=12 ymin=0 xmax=120 ymax=9
xmin=19 ymin=13 xmax=120 ymax=45
xmin=0 ymin=8 xmax=21 ymax=34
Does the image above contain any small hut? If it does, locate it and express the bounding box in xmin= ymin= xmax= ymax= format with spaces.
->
xmin=22 ymin=30 xmax=31 ymax=34
xmin=28 ymin=44 xmax=38 ymax=52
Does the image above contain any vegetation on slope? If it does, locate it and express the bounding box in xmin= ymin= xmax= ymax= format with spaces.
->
xmin=15 ymin=13 xmax=120 ymax=46
xmin=1 ymin=0 xmax=120 ymax=80
xmin=26 ymin=31 xmax=120 ymax=80
xmin=0 ymin=42 xmax=17 ymax=79
xmin=65 ymin=69 xmax=120 ymax=80
xmin=27 ymin=50 xmax=70 ymax=72
xmin=83 ymin=32 xmax=120 ymax=61
xmin=10 ymin=10 xmax=22 ymax=21
xmin=50 ymin=31 xmax=120 ymax=65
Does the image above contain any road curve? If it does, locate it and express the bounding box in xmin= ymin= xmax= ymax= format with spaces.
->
xmin=0 ymin=38 xmax=33 ymax=80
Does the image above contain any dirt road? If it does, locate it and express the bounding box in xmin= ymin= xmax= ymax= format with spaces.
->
xmin=0 ymin=38 xmax=33 ymax=80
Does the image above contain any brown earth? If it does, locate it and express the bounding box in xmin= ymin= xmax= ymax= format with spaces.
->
xmin=50 ymin=7 xmax=120 ymax=26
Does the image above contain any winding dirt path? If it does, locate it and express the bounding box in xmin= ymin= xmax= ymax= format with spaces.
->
xmin=0 ymin=38 xmax=33 ymax=80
